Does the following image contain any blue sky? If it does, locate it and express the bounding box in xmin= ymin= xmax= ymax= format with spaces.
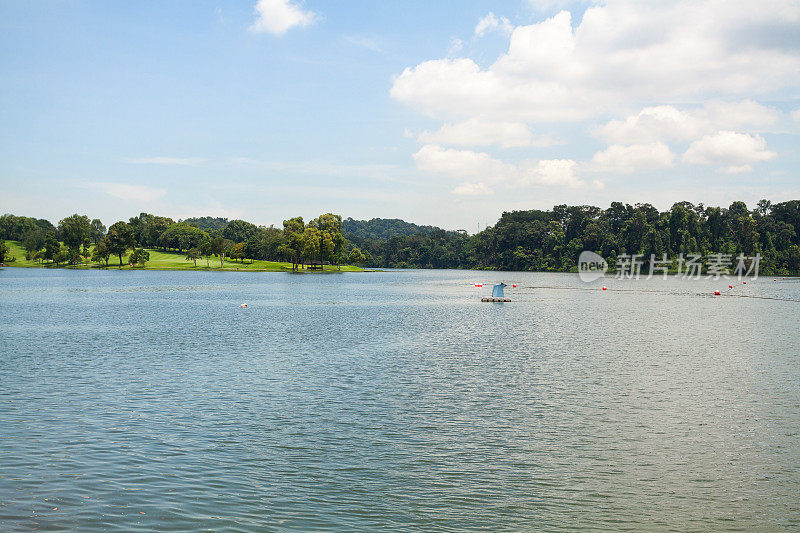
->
xmin=1 ymin=1 xmax=799 ymax=231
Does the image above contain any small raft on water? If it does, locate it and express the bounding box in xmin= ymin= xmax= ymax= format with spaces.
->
xmin=481 ymin=283 xmax=511 ymax=302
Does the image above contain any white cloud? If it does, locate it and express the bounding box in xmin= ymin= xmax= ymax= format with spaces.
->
xmin=418 ymin=119 xmax=546 ymax=148
xmin=249 ymin=0 xmax=317 ymax=36
xmin=452 ymin=182 xmax=493 ymax=196
xmin=683 ymin=131 xmax=777 ymax=172
xmin=126 ymin=157 xmax=205 ymax=166
xmin=527 ymin=0 xmax=596 ymax=11
xmin=595 ymin=101 xmax=781 ymax=144
xmin=90 ymin=182 xmax=167 ymax=202
xmin=413 ymin=144 xmax=513 ymax=182
xmin=521 ymin=159 xmax=583 ymax=187
xmin=414 ymin=145 xmax=592 ymax=190
xmin=792 ymin=108 xmax=800 ymax=122
xmin=590 ymin=142 xmax=675 ymax=173
xmin=475 ymin=13 xmax=513 ymax=37
xmin=392 ymin=3 xmax=800 ymax=123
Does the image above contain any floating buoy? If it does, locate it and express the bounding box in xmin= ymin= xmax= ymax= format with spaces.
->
xmin=743 ymin=281 xmax=747 ymax=284
xmin=714 ymin=290 xmax=720 ymax=295
xmin=474 ymin=283 xmax=483 ymax=287
xmin=728 ymin=285 xmax=733 ymax=288
xmin=239 ymin=302 xmax=247 ymax=308
xmin=602 ymin=286 xmax=607 ymax=291
xmin=774 ymin=279 xmax=777 ymax=281
xmin=512 ymin=284 xmax=517 ymax=288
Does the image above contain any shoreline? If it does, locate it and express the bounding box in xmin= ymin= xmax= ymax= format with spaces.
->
xmin=0 ymin=263 xmax=371 ymax=273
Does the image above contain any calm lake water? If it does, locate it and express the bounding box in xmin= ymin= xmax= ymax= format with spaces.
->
xmin=1 ymin=267 xmax=799 ymax=531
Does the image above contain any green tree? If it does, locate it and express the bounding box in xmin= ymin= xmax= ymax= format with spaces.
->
xmin=302 ymin=225 xmax=321 ymax=265
xmin=91 ymin=239 xmax=111 ymax=266
xmin=53 ymin=246 xmax=70 ymax=266
xmin=222 ymin=219 xmax=259 ymax=243
xmin=130 ymin=248 xmax=150 ymax=266
xmin=314 ymin=213 xmax=346 ymax=267
xmin=186 ymin=248 xmax=201 ymax=267
xmin=0 ymin=241 xmax=8 ymax=263
xmin=106 ymin=221 xmax=135 ymax=268
xmin=347 ymin=247 xmax=366 ymax=265
xmin=200 ymin=240 xmax=214 ymax=268
xmin=281 ymin=216 xmax=305 ymax=270
xmin=210 ymin=236 xmax=233 ymax=267
xmin=58 ymin=214 xmax=91 ymax=254
xmin=230 ymin=242 xmax=244 ymax=262
xmin=158 ymin=222 xmax=207 ymax=252
xmin=43 ymin=232 xmax=60 ymax=263
xmin=22 ymin=229 xmax=46 ymax=257
xmin=90 ymin=219 xmax=106 ymax=244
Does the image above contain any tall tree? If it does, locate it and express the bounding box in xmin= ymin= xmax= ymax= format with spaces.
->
xmin=91 ymin=239 xmax=111 ymax=266
xmin=58 ymin=214 xmax=91 ymax=254
xmin=106 ymin=221 xmax=135 ymax=268
xmin=90 ymin=219 xmax=106 ymax=244
xmin=281 ymin=216 xmax=305 ymax=270
xmin=185 ymin=248 xmax=201 ymax=267
xmin=43 ymin=232 xmax=60 ymax=263
xmin=210 ymin=236 xmax=233 ymax=267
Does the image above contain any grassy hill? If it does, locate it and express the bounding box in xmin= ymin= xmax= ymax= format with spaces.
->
xmin=2 ymin=241 xmax=364 ymax=272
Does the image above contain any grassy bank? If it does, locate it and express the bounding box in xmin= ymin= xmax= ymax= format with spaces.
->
xmin=2 ymin=241 xmax=365 ymax=272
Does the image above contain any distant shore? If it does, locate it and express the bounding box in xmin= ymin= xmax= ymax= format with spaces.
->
xmin=1 ymin=241 xmax=366 ymax=273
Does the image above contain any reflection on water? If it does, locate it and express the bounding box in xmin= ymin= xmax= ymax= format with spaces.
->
xmin=1 ymin=268 xmax=798 ymax=530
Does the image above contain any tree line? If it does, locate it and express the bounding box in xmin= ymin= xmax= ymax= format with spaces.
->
xmin=345 ymin=200 xmax=800 ymax=275
xmin=2 ymin=199 xmax=800 ymax=274
xmin=0 ymin=212 xmax=366 ymax=269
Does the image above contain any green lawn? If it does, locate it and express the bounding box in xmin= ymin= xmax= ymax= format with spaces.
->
xmin=2 ymin=240 xmax=364 ymax=272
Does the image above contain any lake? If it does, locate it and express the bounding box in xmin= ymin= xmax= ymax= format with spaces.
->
xmin=1 ymin=267 xmax=798 ymax=531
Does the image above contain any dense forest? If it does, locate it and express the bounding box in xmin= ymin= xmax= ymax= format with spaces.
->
xmin=341 ymin=217 xmax=444 ymax=241
xmin=2 ymin=199 xmax=800 ymax=274
xmin=342 ymin=200 xmax=800 ymax=275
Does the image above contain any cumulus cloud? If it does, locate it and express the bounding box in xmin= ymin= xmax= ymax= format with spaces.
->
xmin=391 ymin=3 xmax=800 ymax=122
xmin=452 ymin=182 xmax=493 ymax=196
xmin=792 ymin=108 xmax=800 ymax=122
xmin=90 ymin=182 xmax=167 ymax=202
xmin=414 ymin=145 xmax=593 ymax=190
xmin=475 ymin=13 xmax=513 ymax=37
xmin=594 ymin=101 xmax=780 ymax=144
xmin=590 ymin=142 xmax=675 ymax=173
xmin=520 ymin=159 xmax=583 ymax=187
xmin=682 ymin=131 xmax=777 ymax=173
xmin=249 ymin=0 xmax=317 ymax=36
xmin=413 ymin=144 xmax=513 ymax=181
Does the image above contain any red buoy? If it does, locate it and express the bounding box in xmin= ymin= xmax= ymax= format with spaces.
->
xmin=774 ymin=279 xmax=777 ymax=281
xmin=512 ymin=284 xmax=517 ymax=288
xmin=714 ymin=290 xmax=720 ymax=295
xmin=602 ymin=286 xmax=607 ymax=291
xmin=728 ymin=285 xmax=733 ymax=288
xmin=474 ymin=284 xmax=482 ymax=287
xmin=743 ymin=281 xmax=747 ymax=284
